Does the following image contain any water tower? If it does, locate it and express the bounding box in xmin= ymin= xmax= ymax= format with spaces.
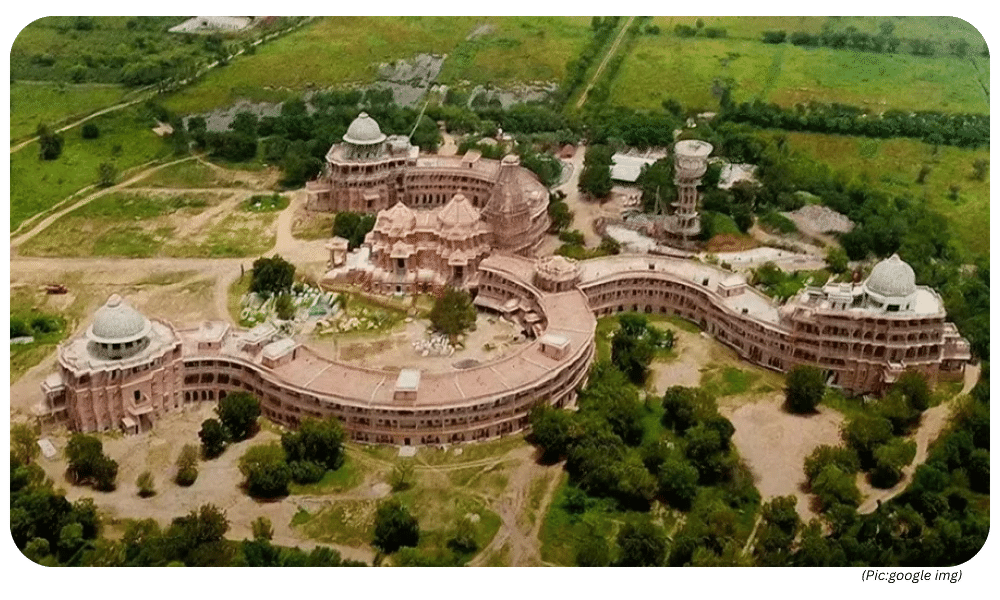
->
xmin=671 ymin=139 xmax=713 ymax=246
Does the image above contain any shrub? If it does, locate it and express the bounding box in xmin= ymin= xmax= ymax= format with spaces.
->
xmin=175 ymin=444 xmax=199 ymax=486
xmin=429 ymin=287 xmax=477 ymax=337
xmin=289 ymin=460 xmax=325 ymax=484
xmin=81 ymin=123 xmax=100 ymax=139
xmin=784 ymin=365 xmax=825 ymax=414
xmin=137 ymin=471 xmax=156 ymax=497
xmin=372 ymin=499 xmax=420 ymax=554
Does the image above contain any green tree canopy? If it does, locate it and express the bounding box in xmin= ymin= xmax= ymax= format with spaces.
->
xmin=250 ymin=255 xmax=295 ymax=297
xmin=217 ymin=392 xmax=261 ymax=442
xmin=199 ymin=418 xmax=227 ymax=459
xmin=784 ymin=365 xmax=826 ymax=413
xmin=238 ymin=443 xmax=291 ymax=498
xmin=280 ymin=416 xmax=346 ymax=471
xmin=429 ymin=287 xmax=477 ymax=337
xmin=616 ymin=518 xmax=667 ymax=566
xmin=372 ymin=499 xmax=420 ymax=554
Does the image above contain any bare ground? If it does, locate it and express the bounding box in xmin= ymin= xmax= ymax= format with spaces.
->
xmin=725 ymin=395 xmax=844 ymax=523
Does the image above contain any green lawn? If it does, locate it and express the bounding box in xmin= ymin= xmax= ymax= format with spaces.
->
xmin=288 ymin=457 xmax=364 ymax=495
xmin=10 ymin=107 xmax=172 ymax=232
xmin=773 ymin=131 xmax=991 ymax=260
xmin=10 ymin=81 xmax=133 ymax=140
xmin=611 ymin=25 xmax=988 ymax=114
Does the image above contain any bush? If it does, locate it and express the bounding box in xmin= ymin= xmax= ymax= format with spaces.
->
xmin=137 ymin=471 xmax=156 ymax=498
xmin=762 ymin=30 xmax=787 ymax=44
xmin=804 ymin=445 xmax=859 ymax=485
xmin=239 ymin=443 xmax=291 ymax=498
xmin=175 ymin=444 xmax=199 ymax=486
xmin=289 ymin=460 xmax=325 ymax=484
xmin=81 ymin=123 xmax=100 ymax=139
xmin=250 ymin=255 xmax=295 ymax=297
xmin=217 ymin=392 xmax=261 ymax=442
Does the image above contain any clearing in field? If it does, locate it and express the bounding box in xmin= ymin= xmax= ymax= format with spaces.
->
xmin=19 ymin=190 xmax=279 ymax=258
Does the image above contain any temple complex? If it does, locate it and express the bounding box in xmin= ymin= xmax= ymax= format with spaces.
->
xmin=32 ymin=117 xmax=972 ymax=445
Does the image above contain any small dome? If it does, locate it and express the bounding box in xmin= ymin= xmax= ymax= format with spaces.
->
xmin=343 ymin=112 xmax=387 ymax=145
xmin=863 ymin=254 xmax=916 ymax=298
xmin=438 ymin=194 xmax=481 ymax=229
xmin=87 ymin=294 xmax=152 ymax=345
xmin=377 ymin=201 xmax=416 ymax=233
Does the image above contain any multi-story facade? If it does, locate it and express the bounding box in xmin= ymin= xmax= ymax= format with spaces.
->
xmin=39 ymin=254 xmax=969 ymax=444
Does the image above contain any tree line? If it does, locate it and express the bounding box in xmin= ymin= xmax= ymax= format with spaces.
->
xmin=763 ymin=22 xmax=987 ymax=60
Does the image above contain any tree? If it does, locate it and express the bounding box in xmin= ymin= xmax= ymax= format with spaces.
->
xmin=175 ymin=444 xmax=199 ymax=486
xmin=238 ymin=443 xmax=291 ymax=498
xmin=250 ymin=255 xmax=295 ymax=297
xmin=97 ymin=162 xmax=117 ymax=187
xmin=870 ymin=437 xmax=916 ymax=488
xmin=332 ymin=212 xmax=377 ymax=249
xmin=389 ymin=461 xmax=415 ymax=492
xmin=10 ymin=423 xmax=39 ymax=464
xmin=199 ymin=418 xmax=227 ymax=459
xmin=281 ymin=416 xmax=346 ymax=471
xmin=841 ymin=414 xmax=894 ymax=467
xmin=65 ymin=434 xmax=106 ymax=483
xmin=657 ymin=455 xmax=699 ymax=510
xmin=804 ymin=445 xmax=859 ymax=484
xmin=429 ymin=287 xmax=477 ymax=338
xmin=811 ymin=464 xmax=861 ymax=509
xmin=37 ymin=123 xmax=64 ymax=160
xmin=529 ymin=404 xmax=576 ymax=461
xmin=784 ymin=365 xmax=825 ymax=414
xmin=136 ymin=471 xmax=156 ymax=497
xmin=372 ymin=499 xmax=420 ymax=554
xmin=967 ymin=448 xmax=989 ymax=493
xmin=81 ymin=123 xmax=100 ymax=139
xmin=826 ymin=246 xmax=849 ymax=274
xmin=275 ymin=293 xmax=295 ymax=320
xmin=892 ymin=369 xmax=931 ymax=412
xmin=217 ymin=392 xmax=261 ymax=441
xmin=611 ymin=324 xmax=655 ymax=385
xmin=616 ymin=518 xmax=667 ymax=566
xmin=92 ymin=455 xmax=119 ymax=492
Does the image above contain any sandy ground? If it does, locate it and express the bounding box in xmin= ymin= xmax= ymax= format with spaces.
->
xmin=725 ymin=396 xmax=844 ymax=523
xmin=306 ymin=313 xmax=526 ymax=372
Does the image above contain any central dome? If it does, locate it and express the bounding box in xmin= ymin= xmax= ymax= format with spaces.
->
xmin=343 ymin=112 xmax=387 ymax=145
xmin=863 ymin=254 xmax=916 ymax=299
xmin=87 ymin=294 xmax=152 ymax=345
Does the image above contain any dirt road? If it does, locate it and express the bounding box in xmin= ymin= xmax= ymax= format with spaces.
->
xmin=576 ymin=17 xmax=636 ymax=109
xmin=856 ymin=363 xmax=981 ymax=514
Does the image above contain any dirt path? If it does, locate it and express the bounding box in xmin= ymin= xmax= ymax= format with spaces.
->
xmin=466 ymin=445 xmax=561 ymax=566
xmin=10 ymin=156 xmax=197 ymax=249
xmin=856 ymin=363 xmax=981 ymax=514
xmin=438 ymin=126 xmax=458 ymax=157
xmin=10 ymin=97 xmax=151 ymax=154
xmin=575 ymin=16 xmax=635 ymax=109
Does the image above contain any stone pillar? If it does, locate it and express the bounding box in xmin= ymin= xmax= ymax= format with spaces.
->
xmin=672 ymin=140 xmax=714 ymax=247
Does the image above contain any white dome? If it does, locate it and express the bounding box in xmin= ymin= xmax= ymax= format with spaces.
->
xmin=86 ymin=294 xmax=152 ymax=344
xmin=343 ymin=112 xmax=387 ymax=145
xmin=863 ymin=254 xmax=916 ymax=299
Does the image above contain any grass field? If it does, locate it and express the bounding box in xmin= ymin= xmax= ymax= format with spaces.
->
xmin=653 ymin=16 xmax=988 ymax=47
xmin=164 ymin=16 xmax=592 ymax=114
xmin=19 ymin=190 xmax=279 ymax=259
xmin=10 ymin=107 xmax=172 ymax=232
xmin=772 ymin=131 xmax=991 ymax=259
xmin=10 ymin=81 xmax=133 ymax=140
xmin=437 ymin=16 xmax=591 ymax=86
xmin=611 ymin=24 xmax=988 ymax=114
xmin=128 ymin=160 xmax=227 ymax=188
